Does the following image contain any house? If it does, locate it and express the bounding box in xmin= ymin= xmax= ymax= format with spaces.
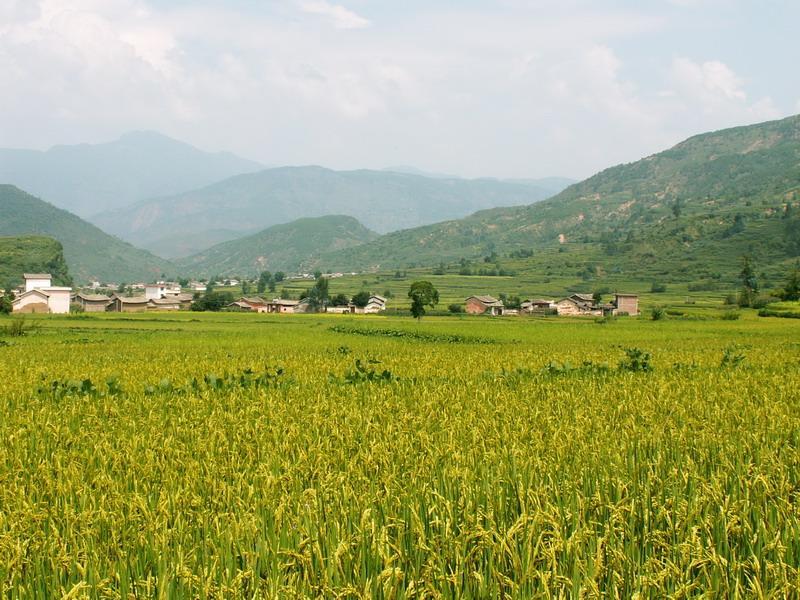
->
xmin=145 ymin=283 xmax=181 ymax=300
xmin=74 ymin=293 xmax=112 ymax=312
xmin=265 ymin=299 xmax=300 ymax=313
xmin=107 ymin=295 xmax=149 ymax=312
xmin=555 ymin=295 xmax=602 ymax=316
xmin=465 ymin=295 xmax=505 ymax=316
xmin=327 ymin=305 xmax=355 ymax=314
xmin=612 ymin=293 xmax=639 ymax=316
xmin=148 ymin=297 xmax=181 ymax=311
xmin=228 ymin=297 xmax=268 ymax=311
xmin=12 ymin=273 xmax=72 ymax=314
xmin=520 ymin=299 xmax=554 ymax=313
xmin=176 ymin=293 xmax=195 ymax=310
xmin=362 ymin=295 xmax=387 ymax=314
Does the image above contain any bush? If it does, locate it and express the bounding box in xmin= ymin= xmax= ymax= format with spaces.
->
xmin=650 ymin=282 xmax=667 ymax=293
xmin=448 ymin=303 xmax=464 ymax=314
xmin=650 ymin=306 xmax=665 ymax=321
xmin=1 ymin=317 xmax=31 ymax=337
xmin=70 ymin=303 xmax=85 ymax=314
xmin=720 ymin=310 xmax=741 ymax=320
xmin=619 ymin=347 xmax=652 ymax=372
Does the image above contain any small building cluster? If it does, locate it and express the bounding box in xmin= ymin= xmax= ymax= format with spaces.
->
xmin=227 ymin=294 xmax=388 ymax=314
xmin=465 ymin=293 xmax=639 ymax=317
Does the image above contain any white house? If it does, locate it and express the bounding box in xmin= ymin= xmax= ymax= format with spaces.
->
xmin=358 ymin=295 xmax=387 ymax=314
xmin=13 ymin=274 xmax=72 ymax=314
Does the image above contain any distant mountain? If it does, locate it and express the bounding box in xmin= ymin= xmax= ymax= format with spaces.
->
xmin=92 ymin=166 xmax=556 ymax=258
xmin=0 ymin=185 xmax=173 ymax=283
xmin=0 ymin=131 xmax=263 ymax=217
xmin=382 ymin=167 xmax=576 ymax=194
xmin=176 ymin=215 xmax=377 ymax=277
xmin=315 ymin=114 xmax=800 ymax=278
xmin=0 ymin=236 xmax=72 ymax=289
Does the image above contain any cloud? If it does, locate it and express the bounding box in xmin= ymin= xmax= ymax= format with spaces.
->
xmin=669 ymin=57 xmax=780 ymax=122
xmin=298 ymin=1 xmax=369 ymax=29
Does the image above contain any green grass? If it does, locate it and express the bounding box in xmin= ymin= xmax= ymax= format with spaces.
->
xmin=0 ymin=311 xmax=798 ymax=596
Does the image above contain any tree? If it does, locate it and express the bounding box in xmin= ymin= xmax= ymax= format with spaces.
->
xmin=241 ymin=280 xmax=251 ymax=295
xmin=782 ymin=262 xmax=800 ymax=301
xmin=408 ymin=281 xmax=439 ymax=320
xmin=331 ymin=293 xmax=350 ymax=306
xmin=351 ymin=291 xmax=371 ymax=308
xmin=273 ymin=272 xmax=285 ymax=283
xmin=257 ymin=271 xmax=272 ymax=294
xmin=738 ymin=255 xmax=759 ymax=307
xmin=306 ymin=276 xmax=330 ymax=312
xmin=0 ymin=290 xmax=12 ymax=315
xmin=191 ymin=291 xmax=234 ymax=312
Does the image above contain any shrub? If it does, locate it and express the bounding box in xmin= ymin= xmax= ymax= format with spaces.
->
xmin=650 ymin=282 xmax=667 ymax=293
xmin=619 ymin=347 xmax=652 ymax=372
xmin=448 ymin=303 xmax=464 ymax=314
xmin=720 ymin=310 xmax=741 ymax=320
xmin=650 ymin=306 xmax=665 ymax=321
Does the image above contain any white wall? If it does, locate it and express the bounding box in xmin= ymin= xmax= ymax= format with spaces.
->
xmin=25 ymin=277 xmax=51 ymax=292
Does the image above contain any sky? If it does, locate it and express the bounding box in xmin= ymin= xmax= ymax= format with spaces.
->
xmin=1 ymin=0 xmax=798 ymax=180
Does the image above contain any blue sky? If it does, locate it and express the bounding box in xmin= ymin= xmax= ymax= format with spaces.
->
xmin=1 ymin=0 xmax=798 ymax=179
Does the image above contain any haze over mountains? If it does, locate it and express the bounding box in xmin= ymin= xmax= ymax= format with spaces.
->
xmin=93 ymin=167 xmax=562 ymax=258
xmin=0 ymin=131 xmax=262 ymax=217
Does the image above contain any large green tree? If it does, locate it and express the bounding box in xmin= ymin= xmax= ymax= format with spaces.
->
xmin=408 ymin=281 xmax=439 ymax=320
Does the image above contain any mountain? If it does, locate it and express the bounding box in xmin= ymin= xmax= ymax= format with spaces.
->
xmin=0 ymin=131 xmax=262 ymax=217
xmin=91 ymin=167 xmax=556 ymax=258
xmin=176 ymin=215 xmax=377 ymax=277
xmin=0 ymin=185 xmax=173 ymax=283
xmin=316 ymin=114 xmax=800 ymax=279
xmin=0 ymin=236 xmax=72 ymax=289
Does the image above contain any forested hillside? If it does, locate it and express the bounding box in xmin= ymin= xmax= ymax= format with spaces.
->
xmin=0 ymin=185 xmax=173 ymax=283
xmin=316 ymin=114 xmax=800 ymax=281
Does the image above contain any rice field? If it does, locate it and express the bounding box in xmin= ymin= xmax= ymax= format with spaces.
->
xmin=0 ymin=311 xmax=799 ymax=597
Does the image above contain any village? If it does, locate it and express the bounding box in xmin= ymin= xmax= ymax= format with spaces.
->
xmin=6 ymin=273 xmax=639 ymax=317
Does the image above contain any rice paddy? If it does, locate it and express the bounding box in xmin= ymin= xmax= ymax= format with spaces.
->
xmin=1 ymin=311 xmax=799 ymax=597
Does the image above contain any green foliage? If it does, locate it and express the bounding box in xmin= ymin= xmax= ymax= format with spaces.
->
xmin=351 ymin=291 xmax=371 ymax=308
xmin=408 ymin=280 xmax=439 ymax=320
xmin=0 ymin=185 xmax=170 ymax=283
xmin=448 ymin=303 xmax=464 ymax=314
xmin=619 ymin=347 xmax=653 ymax=372
xmin=782 ymin=262 xmax=800 ymax=301
xmin=650 ymin=306 xmax=666 ymax=321
xmin=0 ymin=235 xmax=72 ymax=288
xmin=650 ymin=281 xmax=667 ymax=293
xmin=190 ymin=291 xmax=235 ymax=311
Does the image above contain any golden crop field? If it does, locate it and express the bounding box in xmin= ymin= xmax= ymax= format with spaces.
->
xmin=0 ymin=311 xmax=799 ymax=598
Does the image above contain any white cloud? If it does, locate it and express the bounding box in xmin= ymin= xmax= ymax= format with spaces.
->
xmin=298 ymin=1 xmax=369 ymax=29
xmin=0 ymin=1 xmax=795 ymax=180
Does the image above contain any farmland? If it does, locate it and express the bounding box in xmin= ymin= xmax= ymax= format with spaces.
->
xmin=1 ymin=311 xmax=799 ymax=597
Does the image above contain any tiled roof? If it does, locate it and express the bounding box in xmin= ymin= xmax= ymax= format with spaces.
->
xmin=23 ymin=273 xmax=51 ymax=279
xmin=76 ymin=293 xmax=112 ymax=302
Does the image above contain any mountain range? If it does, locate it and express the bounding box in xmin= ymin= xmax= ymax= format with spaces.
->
xmin=0 ymin=131 xmax=262 ymax=217
xmin=2 ymin=115 xmax=798 ymax=285
xmin=91 ymin=167 xmax=562 ymax=258
xmin=312 ymin=114 xmax=800 ymax=277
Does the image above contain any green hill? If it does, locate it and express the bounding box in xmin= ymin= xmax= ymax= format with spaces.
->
xmin=316 ymin=114 xmax=800 ymax=282
xmin=92 ymin=167 xmax=558 ymax=258
xmin=0 ymin=185 xmax=173 ymax=283
xmin=0 ymin=236 xmax=72 ymax=289
xmin=0 ymin=131 xmax=262 ymax=217
xmin=176 ymin=215 xmax=377 ymax=277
